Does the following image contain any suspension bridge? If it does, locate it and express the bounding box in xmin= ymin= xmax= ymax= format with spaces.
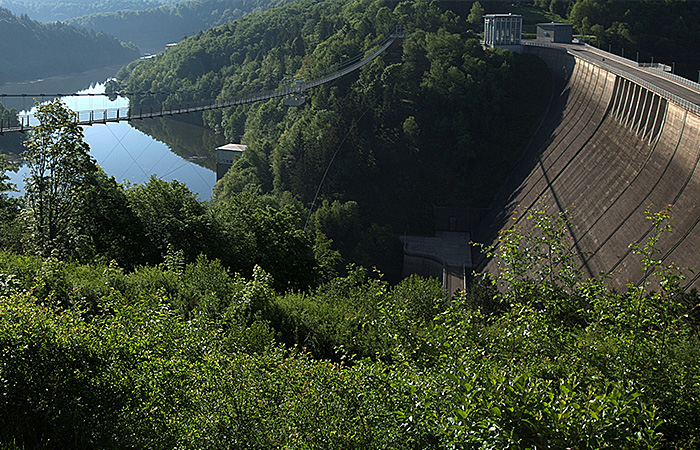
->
xmin=0 ymin=28 xmax=403 ymax=134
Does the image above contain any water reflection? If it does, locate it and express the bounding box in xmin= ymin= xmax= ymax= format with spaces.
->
xmin=3 ymin=81 xmax=218 ymax=200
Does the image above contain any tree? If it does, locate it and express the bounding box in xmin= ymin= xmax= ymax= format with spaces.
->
xmin=0 ymin=154 xmax=17 ymax=206
xmin=0 ymin=154 xmax=21 ymax=250
xmin=73 ymin=168 xmax=146 ymax=267
xmin=467 ymin=1 xmax=484 ymax=27
xmin=126 ymin=176 xmax=211 ymax=265
xmin=208 ymin=190 xmax=319 ymax=291
xmin=22 ymin=100 xmax=98 ymax=258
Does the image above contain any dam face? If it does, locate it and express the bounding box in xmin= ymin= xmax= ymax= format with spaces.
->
xmin=477 ymin=45 xmax=700 ymax=291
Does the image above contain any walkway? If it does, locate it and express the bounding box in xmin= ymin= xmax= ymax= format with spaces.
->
xmin=524 ymin=40 xmax=700 ymax=113
xmin=0 ymin=28 xmax=403 ymax=134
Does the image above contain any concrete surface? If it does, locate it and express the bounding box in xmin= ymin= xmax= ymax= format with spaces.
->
xmin=476 ymin=43 xmax=700 ymax=291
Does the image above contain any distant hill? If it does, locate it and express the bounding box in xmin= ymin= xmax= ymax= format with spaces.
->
xmin=0 ymin=0 xmax=170 ymax=22
xmin=0 ymin=6 xmax=139 ymax=83
xmin=67 ymin=0 xmax=291 ymax=54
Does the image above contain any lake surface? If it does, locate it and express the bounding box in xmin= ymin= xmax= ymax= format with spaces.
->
xmin=2 ymin=71 xmax=218 ymax=200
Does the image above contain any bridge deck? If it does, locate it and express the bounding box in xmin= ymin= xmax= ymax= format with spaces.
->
xmin=0 ymin=31 xmax=402 ymax=134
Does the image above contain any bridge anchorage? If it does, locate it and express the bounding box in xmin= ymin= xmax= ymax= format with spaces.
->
xmin=0 ymin=26 xmax=404 ymax=134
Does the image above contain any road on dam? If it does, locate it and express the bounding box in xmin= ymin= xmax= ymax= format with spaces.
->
xmin=559 ymin=42 xmax=700 ymax=108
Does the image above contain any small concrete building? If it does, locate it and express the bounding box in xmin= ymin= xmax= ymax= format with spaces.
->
xmin=216 ymin=144 xmax=246 ymax=181
xmin=536 ymin=22 xmax=573 ymax=44
xmin=483 ymin=13 xmax=522 ymax=52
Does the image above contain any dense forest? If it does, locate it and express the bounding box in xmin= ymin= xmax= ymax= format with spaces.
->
xmin=0 ymin=6 xmax=138 ymax=82
xmin=68 ymin=0 xmax=293 ymax=54
xmin=119 ymin=0 xmax=551 ymax=278
xmin=1 ymin=0 xmax=700 ymax=447
xmin=533 ymin=0 xmax=700 ymax=77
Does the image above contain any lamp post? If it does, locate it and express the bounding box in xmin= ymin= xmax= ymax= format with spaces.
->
xmin=636 ymin=52 xmax=639 ymax=64
xmin=672 ymin=62 xmax=675 ymax=74
xmin=622 ymin=47 xmax=624 ymax=58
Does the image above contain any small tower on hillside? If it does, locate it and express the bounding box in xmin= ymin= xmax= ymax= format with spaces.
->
xmin=216 ymin=144 xmax=246 ymax=181
xmin=483 ymin=13 xmax=522 ymax=52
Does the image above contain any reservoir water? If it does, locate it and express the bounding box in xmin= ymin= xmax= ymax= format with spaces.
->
xmin=2 ymin=71 xmax=220 ymax=200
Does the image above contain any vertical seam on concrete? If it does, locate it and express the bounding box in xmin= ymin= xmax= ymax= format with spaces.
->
xmin=575 ymin=101 xmax=671 ymax=273
xmin=514 ymin=60 xmax=603 ymax=217
xmin=603 ymin=108 xmax=691 ymax=282
xmin=518 ymin=63 xmax=615 ymax=278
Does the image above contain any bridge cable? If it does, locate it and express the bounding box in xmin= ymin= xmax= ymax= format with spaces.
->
xmin=104 ymin=123 xmax=149 ymax=180
xmin=304 ymin=104 xmax=372 ymax=231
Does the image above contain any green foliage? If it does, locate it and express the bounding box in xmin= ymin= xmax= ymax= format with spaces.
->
xmin=67 ymin=0 xmax=291 ymax=54
xmin=566 ymin=0 xmax=700 ymax=74
xmin=123 ymin=0 xmax=551 ymax=278
xmin=207 ymin=190 xmax=318 ymax=291
xmin=3 ymin=2 xmax=700 ymax=447
xmin=0 ymin=6 xmax=138 ymax=83
xmin=467 ymin=1 xmax=484 ymax=26
xmin=481 ymin=204 xmax=584 ymax=303
xmin=0 ymin=154 xmax=20 ymax=250
xmin=1 ymin=206 xmax=700 ymax=448
xmin=473 ymin=205 xmax=700 ymax=448
xmin=0 ymin=0 xmax=166 ymax=22
xmin=447 ymin=366 xmax=661 ymax=449
xmin=126 ymin=175 xmax=210 ymax=265
xmin=22 ymin=100 xmax=100 ymax=259
xmin=74 ymin=168 xmax=144 ymax=266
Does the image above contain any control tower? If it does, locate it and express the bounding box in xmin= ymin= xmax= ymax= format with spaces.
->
xmin=483 ymin=13 xmax=522 ymax=52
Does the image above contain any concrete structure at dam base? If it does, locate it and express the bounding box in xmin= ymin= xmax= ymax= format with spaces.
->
xmin=475 ymin=42 xmax=700 ymax=292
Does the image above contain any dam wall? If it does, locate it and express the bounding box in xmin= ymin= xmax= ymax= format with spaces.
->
xmin=477 ymin=45 xmax=700 ymax=291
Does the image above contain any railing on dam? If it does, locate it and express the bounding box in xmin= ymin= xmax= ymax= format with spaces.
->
xmin=646 ymin=67 xmax=700 ymax=92
xmin=523 ymin=40 xmax=700 ymax=117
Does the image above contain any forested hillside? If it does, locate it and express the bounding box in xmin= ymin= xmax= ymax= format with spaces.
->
xmin=0 ymin=6 xmax=138 ymax=82
xmin=0 ymin=0 xmax=168 ymax=22
xmin=119 ymin=0 xmax=550 ymax=278
xmin=68 ymin=0 xmax=292 ymax=54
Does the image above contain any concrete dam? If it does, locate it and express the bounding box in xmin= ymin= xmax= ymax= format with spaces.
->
xmin=476 ymin=43 xmax=700 ymax=292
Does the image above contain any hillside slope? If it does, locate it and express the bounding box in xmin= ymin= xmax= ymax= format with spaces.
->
xmin=68 ymin=0 xmax=290 ymax=54
xmin=119 ymin=0 xmax=550 ymax=278
xmin=0 ymin=6 xmax=138 ymax=83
